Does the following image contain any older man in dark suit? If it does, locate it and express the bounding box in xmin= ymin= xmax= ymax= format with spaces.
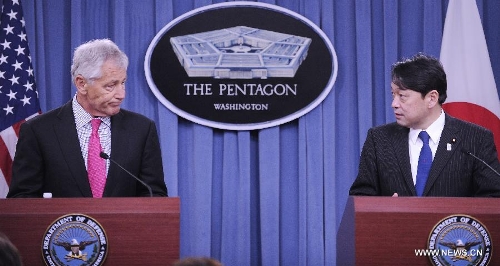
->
xmin=349 ymin=53 xmax=500 ymax=197
xmin=8 ymin=39 xmax=168 ymax=198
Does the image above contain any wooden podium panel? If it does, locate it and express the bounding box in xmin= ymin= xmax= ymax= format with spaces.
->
xmin=0 ymin=197 xmax=180 ymax=266
xmin=337 ymin=196 xmax=500 ymax=266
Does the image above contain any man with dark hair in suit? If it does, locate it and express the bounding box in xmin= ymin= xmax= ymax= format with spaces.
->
xmin=7 ymin=39 xmax=168 ymax=198
xmin=349 ymin=53 xmax=500 ymax=197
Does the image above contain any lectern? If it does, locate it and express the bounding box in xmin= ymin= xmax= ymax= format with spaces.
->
xmin=337 ymin=196 xmax=500 ymax=265
xmin=0 ymin=197 xmax=180 ymax=266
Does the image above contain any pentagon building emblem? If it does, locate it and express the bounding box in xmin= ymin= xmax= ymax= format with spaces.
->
xmin=42 ymin=214 xmax=108 ymax=266
xmin=170 ymin=26 xmax=312 ymax=79
xmin=427 ymin=215 xmax=492 ymax=266
xmin=145 ymin=2 xmax=337 ymax=130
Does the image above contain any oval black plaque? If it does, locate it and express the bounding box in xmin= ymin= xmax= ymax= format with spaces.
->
xmin=145 ymin=2 xmax=337 ymax=130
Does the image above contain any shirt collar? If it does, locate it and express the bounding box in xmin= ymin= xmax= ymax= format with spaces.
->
xmin=72 ymin=95 xmax=111 ymax=129
xmin=409 ymin=109 xmax=445 ymax=145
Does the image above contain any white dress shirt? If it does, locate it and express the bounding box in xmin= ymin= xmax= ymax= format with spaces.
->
xmin=409 ymin=110 xmax=445 ymax=185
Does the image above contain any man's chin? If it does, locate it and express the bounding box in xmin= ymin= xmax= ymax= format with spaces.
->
xmin=105 ymin=107 xmax=121 ymax=117
xmin=395 ymin=119 xmax=407 ymax=127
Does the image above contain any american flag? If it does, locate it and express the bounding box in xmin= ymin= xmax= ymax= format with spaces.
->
xmin=0 ymin=0 xmax=40 ymax=198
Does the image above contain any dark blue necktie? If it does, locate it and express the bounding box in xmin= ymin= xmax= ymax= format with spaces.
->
xmin=415 ymin=131 xmax=432 ymax=196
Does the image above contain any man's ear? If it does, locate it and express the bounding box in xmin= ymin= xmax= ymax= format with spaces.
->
xmin=75 ymin=75 xmax=87 ymax=94
xmin=427 ymin=90 xmax=439 ymax=108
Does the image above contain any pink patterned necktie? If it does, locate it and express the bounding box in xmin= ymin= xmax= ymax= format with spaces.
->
xmin=88 ymin=118 xmax=106 ymax=198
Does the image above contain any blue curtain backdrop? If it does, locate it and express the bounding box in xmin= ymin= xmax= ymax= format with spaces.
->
xmin=16 ymin=0 xmax=500 ymax=265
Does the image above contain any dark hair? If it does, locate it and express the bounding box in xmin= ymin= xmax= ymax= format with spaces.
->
xmin=0 ymin=232 xmax=22 ymax=266
xmin=391 ymin=53 xmax=447 ymax=104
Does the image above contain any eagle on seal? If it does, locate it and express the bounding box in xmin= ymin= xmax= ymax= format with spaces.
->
xmin=54 ymin=238 xmax=97 ymax=262
xmin=440 ymin=239 xmax=481 ymax=262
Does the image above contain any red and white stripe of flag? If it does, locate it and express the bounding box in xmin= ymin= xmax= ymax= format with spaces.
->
xmin=440 ymin=0 xmax=500 ymax=160
xmin=0 ymin=113 xmax=38 ymax=197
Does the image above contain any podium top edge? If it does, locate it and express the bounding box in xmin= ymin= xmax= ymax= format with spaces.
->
xmin=349 ymin=196 xmax=500 ymax=214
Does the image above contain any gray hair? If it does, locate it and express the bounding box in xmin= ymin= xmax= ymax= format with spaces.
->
xmin=70 ymin=39 xmax=128 ymax=83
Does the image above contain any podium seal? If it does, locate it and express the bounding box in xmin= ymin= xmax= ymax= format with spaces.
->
xmin=42 ymin=214 xmax=108 ymax=266
xmin=427 ymin=214 xmax=492 ymax=266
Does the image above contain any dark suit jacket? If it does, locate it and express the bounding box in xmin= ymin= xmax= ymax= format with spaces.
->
xmin=349 ymin=114 xmax=500 ymax=197
xmin=7 ymin=101 xmax=168 ymax=197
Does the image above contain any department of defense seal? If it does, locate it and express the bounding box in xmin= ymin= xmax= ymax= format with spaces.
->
xmin=427 ymin=215 xmax=492 ymax=266
xmin=42 ymin=214 xmax=108 ymax=266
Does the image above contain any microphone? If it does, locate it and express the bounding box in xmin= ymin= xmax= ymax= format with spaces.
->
xmin=461 ymin=149 xmax=500 ymax=177
xmin=100 ymin=152 xmax=153 ymax=197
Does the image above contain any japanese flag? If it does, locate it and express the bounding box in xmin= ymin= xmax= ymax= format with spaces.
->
xmin=440 ymin=0 xmax=500 ymax=159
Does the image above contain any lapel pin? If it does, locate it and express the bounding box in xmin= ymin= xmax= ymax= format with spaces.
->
xmin=447 ymin=138 xmax=456 ymax=151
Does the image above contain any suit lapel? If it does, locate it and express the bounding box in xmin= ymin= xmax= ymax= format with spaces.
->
xmin=423 ymin=115 xmax=460 ymax=195
xmin=110 ymin=111 xmax=127 ymax=153
xmin=53 ymin=101 xmax=93 ymax=196
xmin=392 ymin=125 xmax=416 ymax=195
xmin=104 ymin=111 xmax=127 ymax=195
